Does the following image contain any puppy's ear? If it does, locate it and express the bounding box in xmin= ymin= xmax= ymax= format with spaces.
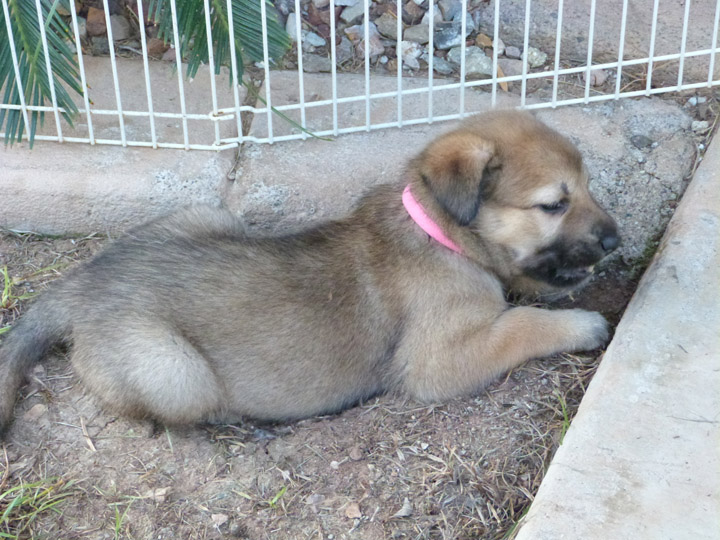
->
xmin=417 ymin=132 xmax=499 ymax=226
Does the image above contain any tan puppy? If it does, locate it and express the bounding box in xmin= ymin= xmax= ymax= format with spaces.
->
xmin=0 ymin=111 xmax=619 ymax=434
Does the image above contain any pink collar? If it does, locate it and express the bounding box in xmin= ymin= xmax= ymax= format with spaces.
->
xmin=402 ymin=185 xmax=463 ymax=254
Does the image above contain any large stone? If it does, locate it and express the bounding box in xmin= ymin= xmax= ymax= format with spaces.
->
xmin=433 ymin=21 xmax=472 ymax=50
xmin=447 ymin=46 xmax=493 ymax=79
xmin=404 ymin=24 xmax=430 ymax=45
xmin=86 ymin=7 xmax=106 ymax=37
xmin=375 ymin=12 xmax=399 ymax=41
xmin=109 ymin=14 xmax=131 ymax=41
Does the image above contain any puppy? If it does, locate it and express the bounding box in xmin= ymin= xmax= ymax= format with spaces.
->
xmin=0 ymin=111 xmax=619 ymax=434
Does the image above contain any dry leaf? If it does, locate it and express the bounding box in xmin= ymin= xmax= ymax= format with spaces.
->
xmin=143 ymin=486 xmax=171 ymax=502
xmin=211 ymin=513 xmax=229 ymax=528
xmin=345 ymin=502 xmax=362 ymax=519
xmin=497 ymin=65 xmax=509 ymax=92
xmin=392 ymin=497 xmax=413 ymax=518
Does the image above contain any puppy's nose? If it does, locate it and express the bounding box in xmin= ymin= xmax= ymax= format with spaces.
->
xmin=600 ymin=231 xmax=620 ymax=252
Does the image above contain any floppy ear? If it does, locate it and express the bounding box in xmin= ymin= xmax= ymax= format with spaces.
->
xmin=417 ymin=132 xmax=498 ymax=226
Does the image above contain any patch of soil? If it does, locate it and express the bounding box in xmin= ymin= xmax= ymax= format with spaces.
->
xmin=1 ymin=230 xmax=636 ymax=539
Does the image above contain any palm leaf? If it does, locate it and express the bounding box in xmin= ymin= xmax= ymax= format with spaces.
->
xmin=0 ymin=0 xmax=81 ymax=147
xmin=148 ymin=0 xmax=290 ymax=81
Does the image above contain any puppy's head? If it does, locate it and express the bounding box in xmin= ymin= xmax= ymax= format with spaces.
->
xmin=412 ymin=110 xmax=619 ymax=296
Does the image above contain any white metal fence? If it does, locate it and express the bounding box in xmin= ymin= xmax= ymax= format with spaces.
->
xmin=1 ymin=0 xmax=719 ymax=150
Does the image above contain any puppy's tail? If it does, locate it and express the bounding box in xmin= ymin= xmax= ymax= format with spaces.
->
xmin=0 ymin=292 xmax=71 ymax=435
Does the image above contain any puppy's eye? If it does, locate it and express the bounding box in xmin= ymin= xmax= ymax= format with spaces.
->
xmin=537 ymin=200 xmax=568 ymax=214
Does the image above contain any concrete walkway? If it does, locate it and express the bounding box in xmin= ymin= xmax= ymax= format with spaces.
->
xmin=515 ymin=129 xmax=720 ymax=539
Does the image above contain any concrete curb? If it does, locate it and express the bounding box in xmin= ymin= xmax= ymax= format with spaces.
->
xmin=514 ymin=131 xmax=720 ymax=538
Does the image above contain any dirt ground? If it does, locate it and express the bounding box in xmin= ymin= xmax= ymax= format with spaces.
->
xmin=0 ymin=226 xmax=637 ymax=540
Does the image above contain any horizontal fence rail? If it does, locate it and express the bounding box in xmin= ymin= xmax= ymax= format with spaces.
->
xmin=1 ymin=0 xmax=719 ymax=150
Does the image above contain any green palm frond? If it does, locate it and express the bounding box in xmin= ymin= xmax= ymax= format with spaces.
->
xmin=0 ymin=0 xmax=81 ymax=147
xmin=0 ymin=0 xmax=290 ymax=147
xmin=148 ymin=0 xmax=290 ymax=81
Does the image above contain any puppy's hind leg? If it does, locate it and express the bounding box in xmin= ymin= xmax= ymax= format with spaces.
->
xmin=71 ymin=323 xmax=225 ymax=425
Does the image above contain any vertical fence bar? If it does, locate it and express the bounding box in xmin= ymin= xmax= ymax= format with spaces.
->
xmin=202 ymin=0 xmax=221 ymax=145
xmin=677 ymin=0 xmax=692 ymax=90
xmin=459 ymin=0 xmax=467 ymax=117
xmin=427 ymin=0 xmax=434 ymax=122
xmin=645 ymin=0 xmax=660 ymax=95
xmin=293 ymin=0 xmax=307 ymax=138
xmin=169 ymin=0 xmax=189 ymax=149
xmin=136 ymin=0 xmax=158 ymax=148
xmin=35 ymin=0 xmax=63 ymax=141
xmin=551 ymin=0 xmax=564 ymax=107
xmin=397 ymin=0 xmax=403 ymax=126
xmin=330 ymin=0 xmax=339 ymax=135
xmin=709 ymin=0 xmax=720 ymax=86
xmin=1 ymin=0 xmax=30 ymax=141
xmin=364 ymin=0 xmax=370 ymax=129
xmin=225 ymin=0 xmax=245 ymax=144
xmin=583 ymin=0 xmax=597 ymax=103
xmin=613 ymin=0 xmax=629 ymax=98
xmin=68 ymin=0 xmax=94 ymax=143
xmin=102 ymin=0 xmax=127 ymax=146
xmin=259 ymin=0 xmax=274 ymax=142
xmin=520 ymin=0 xmax=531 ymax=107
xmin=491 ymin=0 xmax=500 ymax=107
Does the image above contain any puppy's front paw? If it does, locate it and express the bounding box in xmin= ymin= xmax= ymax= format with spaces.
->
xmin=565 ymin=309 xmax=610 ymax=351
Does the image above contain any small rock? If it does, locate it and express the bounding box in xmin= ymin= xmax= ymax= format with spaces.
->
xmin=86 ymin=7 xmax=106 ymax=37
xmin=505 ymin=45 xmax=521 ymax=59
xmin=498 ymin=57 xmax=522 ymax=77
xmin=344 ymin=502 xmax=362 ymax=519
xmin=330 ymin=460 xmax=341 ymax=469
xmin=275 ymin=0 xmax=293 ymax=16
xmin=401 ymin=40 xmax=423 ymax=69
xmin=402 ymin=0 xmax=425 ymax=25
xmin=304 ymin=31 xmax=327 ymax=47
xmin=346 ymin=23 xmax=384 ymax=57
xmin=380 ymin=55 xmax=389 ymax=64
xmin=349 ymin=446 xmax=364 ymax=461
xmin=285 ymin=13 xmax=299 ymax=41
xmin=375 ymin=12 xmax=399 ymax=40
xmin=426 ymin=54 xmax=454 ymax=74
xmin=451 ymin=10 xmax=476 ymax=34
xmin=525 ymin=46 xmax=547 ymax=68
xmin=439 ymin=0 xmax=461 ymax=21
xmin=306 ymin=493 xmax=325 ymax=506
xmin=336 ymin=0 xmax=359 ymax=5
xmin=447 ymin=45 xmax=493 ymax=79
xmin=162 ymin=47 xmax=176 ymax=62
xmin=109 ymin=14 xmax=131 ymax=41
xmin=476 ymin=33 xmax=493 ymax=48
xmin=90 ymin=36 xmax=110 ymax=55
xmin=23 ymin=403 xmax=47 ymax=421
xmin=147 ymin=37 xmax=168 ymax=57
xmin=76 ymin=17 xmax=87 ymax=40
xmin=404 ymin=24 xmax=429 ymax=44
xmin=421 ymin=4 xmax=442 ymax=25
xmin=336 ymin=36 xmax=354 ymax=63
xmin=340 ymin=2 xmax=365 ymax=24
xmin=685 ymin=96 xmax=708 ymax=107
xmin=691 ymin=120 xmax=710 ymax=132
xmin=631 ymin=134 xmax=654 ymax=149
xmin=312 ymin=0 xmax=330 ymax=7
xmin=433 ymin=21 xmax=471 ymax=50
xmin=582 ymin=68 xmax=608 ymax=87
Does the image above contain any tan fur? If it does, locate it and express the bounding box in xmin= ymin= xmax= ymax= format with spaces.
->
xmin=0 ymin=111 xmax=619 ymax=433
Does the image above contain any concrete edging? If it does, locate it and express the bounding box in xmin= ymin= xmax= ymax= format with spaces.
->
xmin=515 ymin=130 xmax=720 ymax=538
